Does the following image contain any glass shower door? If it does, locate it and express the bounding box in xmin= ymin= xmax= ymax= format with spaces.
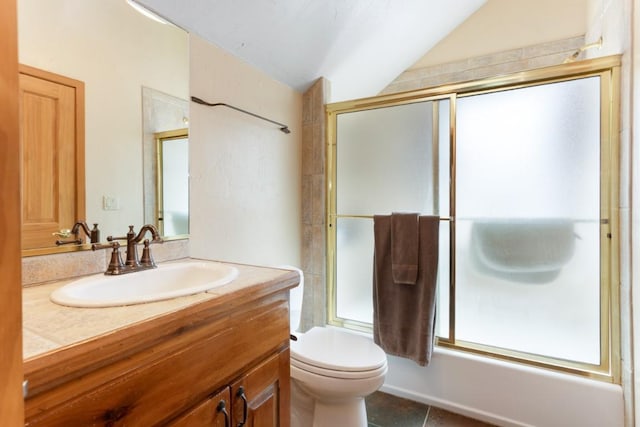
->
xmin=454 ymin=77 xmax=603 ymax=364
xmin=334 ymin=100 xmax=449 ymax=326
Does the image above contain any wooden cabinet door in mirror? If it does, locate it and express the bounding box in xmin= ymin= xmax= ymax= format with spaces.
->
xmin=19 ymin=65 xmax=85 ymax=250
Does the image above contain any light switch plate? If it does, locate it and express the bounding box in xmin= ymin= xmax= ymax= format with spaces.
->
xmin=103 ymin=195 xmax=120 ymax=210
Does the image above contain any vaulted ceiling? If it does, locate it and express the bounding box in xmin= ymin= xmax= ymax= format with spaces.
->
xmin=138 ymin=0 xmax=486 ymax=101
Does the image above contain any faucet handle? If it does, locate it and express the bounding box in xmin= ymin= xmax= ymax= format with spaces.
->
xmin=140 ymin=239 xmax=157 ymax=267
xmin=108 ymin=225 xmax=138 ymax=242
xmin=106 ymin=246 xmax=126 ymax=275
xmin=92 ymin=242 xmax=127 ymax=275
xmin=54 ymin=228 xmax=83 ymax=245
xmin=90 ymin=224 xmax=100 ymax=243
xmin=55 ymin=238 xmax=83 ymax=246
xmin=92 ymin=242 xmax=119 ymax=251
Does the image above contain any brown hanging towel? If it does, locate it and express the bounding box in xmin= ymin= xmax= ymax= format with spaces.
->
xmin=373 ymin=214 xmax=439 ymax=366
xmin=391 ymin=212 xmax=420 ymax=285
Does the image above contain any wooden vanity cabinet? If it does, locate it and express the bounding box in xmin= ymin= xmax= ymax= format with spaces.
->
xmin=24 ymin=285 xmax=293 ymax=427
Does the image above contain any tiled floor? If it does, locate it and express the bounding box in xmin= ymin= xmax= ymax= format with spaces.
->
xmin=365 ymin=391 xmax=496 ymax=427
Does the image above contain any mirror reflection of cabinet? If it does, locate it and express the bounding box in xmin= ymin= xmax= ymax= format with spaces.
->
xmin=19 ymin=65 xmax=85 ymax=251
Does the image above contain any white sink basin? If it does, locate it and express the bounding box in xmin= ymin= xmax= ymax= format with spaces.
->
xmin=50 ymin=260 xmax=239 ymax=308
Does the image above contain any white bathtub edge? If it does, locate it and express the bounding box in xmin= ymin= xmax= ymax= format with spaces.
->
xmin=381 ymin=348 xmax=624 ymax=427
xmin=379 ymin=383 xmax=532 ymax=427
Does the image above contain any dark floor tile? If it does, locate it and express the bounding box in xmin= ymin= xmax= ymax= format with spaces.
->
xmin=365 ymin=391 xmax=429 ymax=427
xmin=425 ymin=407 xmax=496 ymax=427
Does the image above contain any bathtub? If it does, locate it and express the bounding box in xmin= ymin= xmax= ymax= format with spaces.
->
xmin=334 ymin=327 xmax=623 ymax=426
xmin=385 ymin=348 xmax=623 ymax=426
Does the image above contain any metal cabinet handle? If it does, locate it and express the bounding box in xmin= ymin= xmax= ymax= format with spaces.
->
xmin=236 ymin=386 xmax=248 ymax=427
xmin=216 ymin=400 xmax=230 ymax=427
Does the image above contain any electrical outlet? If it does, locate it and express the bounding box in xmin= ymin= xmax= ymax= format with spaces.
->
xmin=103 ymin=195 xmax=120 ymax=211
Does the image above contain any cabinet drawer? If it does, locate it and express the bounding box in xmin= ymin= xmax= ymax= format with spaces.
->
xmin=25 ymin=298 xmax=289 ymax=426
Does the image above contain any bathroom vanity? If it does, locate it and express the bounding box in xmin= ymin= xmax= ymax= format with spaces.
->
xmin=22 ymin=261 xmax=297 ymax=426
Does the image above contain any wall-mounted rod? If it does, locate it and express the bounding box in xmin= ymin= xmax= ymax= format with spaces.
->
xmin=563 ymin=37 xmax=603 ymax=63
xmin=334 ymin=214 xmax=452 ymax=221
xmin=191 ymin=96 xmax=291 ymax=134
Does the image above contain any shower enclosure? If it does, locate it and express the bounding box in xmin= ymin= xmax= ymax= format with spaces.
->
xmin=326 ymin=56 xmax=620 ymax=380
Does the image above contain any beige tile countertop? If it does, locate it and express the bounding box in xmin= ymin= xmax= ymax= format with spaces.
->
xmin=23 ymin=259 xmax=298 ymax=360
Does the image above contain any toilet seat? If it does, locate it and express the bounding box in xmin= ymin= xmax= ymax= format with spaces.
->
xmin=291 ymin=356 xmax=388 ymax=380
xmin=290 ymin=327 xmax=387 ymax=379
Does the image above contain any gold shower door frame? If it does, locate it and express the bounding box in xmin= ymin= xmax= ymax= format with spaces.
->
xmin=155 ymin=128 xmax=189 ymax=237
xmin=326 ymin=55 xmax=621 ymax=383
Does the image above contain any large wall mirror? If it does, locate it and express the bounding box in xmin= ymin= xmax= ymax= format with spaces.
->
xmin=18 ymin=0 xmax=189 ymax=255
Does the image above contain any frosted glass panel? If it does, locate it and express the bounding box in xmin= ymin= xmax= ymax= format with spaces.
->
xmin=336 ymin=102 xmax=435 ymax=215
xmin=456 ymin=77 xmax=600 ymax=219
xmin=336 ymin=218 xmax=375 ymax=323
xmin=455 ymin=77 xmax=601 ymax=364
xmin=161 ymin=137 xmax=189 ymax=235
xmin=334 ymin=99 xmax=451 ymax=334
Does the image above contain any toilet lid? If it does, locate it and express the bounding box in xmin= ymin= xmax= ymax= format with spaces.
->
xmin=290 ymin=327 xmax=387 ymax=373
xmin=291 ymin=356 xmax=388 ymax=380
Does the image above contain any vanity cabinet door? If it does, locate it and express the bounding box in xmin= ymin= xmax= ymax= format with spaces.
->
xmin=170 ymin=386 xmax=231 ymax=427
xmin=231 ymin=349 xmax=290 ymax=427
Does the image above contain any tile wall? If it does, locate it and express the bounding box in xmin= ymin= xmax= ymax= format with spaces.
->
xmin=300 ymin=77 xmax=330 ymax=331
xmin=381 ymin=36 xmax=584 ymax=95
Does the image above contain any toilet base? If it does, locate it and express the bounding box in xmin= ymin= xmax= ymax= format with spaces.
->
xmin=291 ymin=380 xmax=314 ymax=427
xmin=312 ymin=398 xmax=367 ymax=427
xmin=291 ymin=380 xmax=369 ymax=427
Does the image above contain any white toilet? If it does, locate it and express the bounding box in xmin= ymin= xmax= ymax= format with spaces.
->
xmin=285 ymin=267 xmax=388 ymax=427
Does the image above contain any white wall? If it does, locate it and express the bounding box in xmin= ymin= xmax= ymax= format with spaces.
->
xmin=188 ymin=34 xmax=302 ymax=268
xmin=18 ymin=0 xmax=188 ymax=237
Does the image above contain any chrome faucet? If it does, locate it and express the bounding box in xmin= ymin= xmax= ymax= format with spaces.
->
xmin=92 ymin=224 xmax=163 ymax=275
